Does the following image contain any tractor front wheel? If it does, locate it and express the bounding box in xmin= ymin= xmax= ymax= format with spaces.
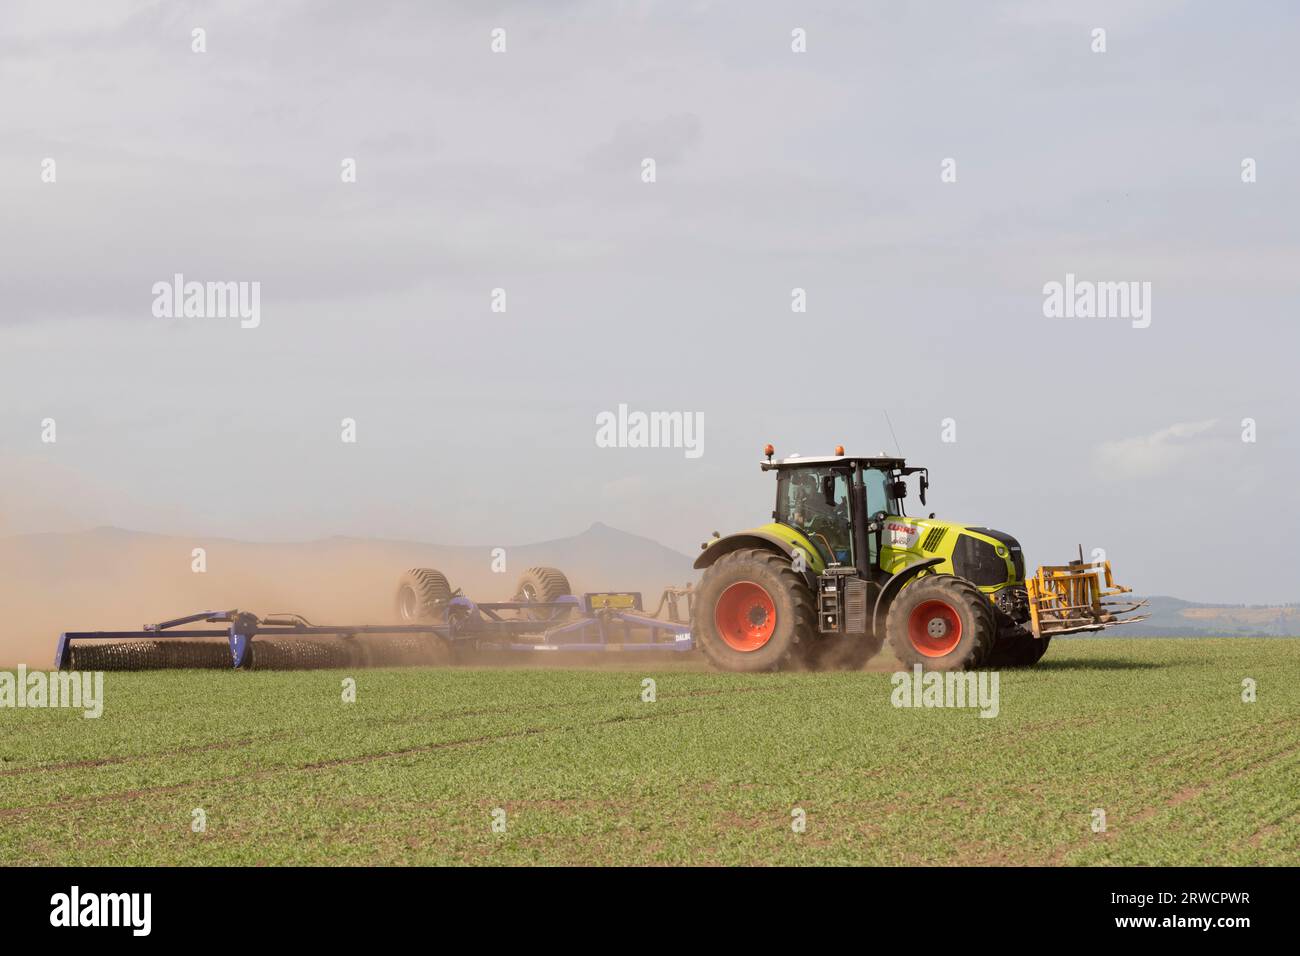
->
xmin=885 ymin=574 xmax=993 ymax=671
xmin=693 ymin=548 xmax=813 ymax=672
xmin=998 ymin=632 xmax=1052 ymax=667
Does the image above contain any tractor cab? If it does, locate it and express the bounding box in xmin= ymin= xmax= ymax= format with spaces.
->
xmin=762 ymin=449 xmax=917 ymax=576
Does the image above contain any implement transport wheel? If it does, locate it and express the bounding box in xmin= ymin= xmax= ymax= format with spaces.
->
xmin=395 ymin=568 xmax=453 ymax=623
xmin=513 ymin=566 xmax=573 ymax=621
xmin=693 ymin=548 xmax=814 ymax=672
xmin=886 ymin=574 xmax=993 ymax=671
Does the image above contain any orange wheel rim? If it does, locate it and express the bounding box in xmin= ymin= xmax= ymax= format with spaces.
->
xmin=714 ymin=581 xmax=776 ymax=652
xmin=908 ymin=600 xmax=962 ymax=657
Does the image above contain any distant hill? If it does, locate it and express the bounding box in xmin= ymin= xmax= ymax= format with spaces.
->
xmin=1120 ymin=595 xmax=1300 ymax=638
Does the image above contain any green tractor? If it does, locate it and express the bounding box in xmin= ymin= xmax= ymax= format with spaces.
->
xmin=692 ymin=445 xmax=1147 ymax=672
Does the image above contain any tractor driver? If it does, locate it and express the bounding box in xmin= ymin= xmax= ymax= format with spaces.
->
xmin=789 ymin=471 xmax=852 ymax=563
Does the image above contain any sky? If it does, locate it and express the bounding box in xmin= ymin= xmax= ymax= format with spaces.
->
xmin=1 ymin=0 xmax=1297 ymax=603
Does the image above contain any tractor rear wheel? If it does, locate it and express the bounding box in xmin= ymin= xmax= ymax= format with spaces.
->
xmin=395 ymin=568 xmax=453 ymax=623
xmin=693 ymin=548 xmax=814 ymax=672
xmin=513 ymin=566 xmax=573 ymax=621
xmin=885 ymin=574 xmax=994 ymax=671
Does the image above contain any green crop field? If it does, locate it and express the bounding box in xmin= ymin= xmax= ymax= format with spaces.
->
xmin=1 ymin=638 xmax=1296 ymax=866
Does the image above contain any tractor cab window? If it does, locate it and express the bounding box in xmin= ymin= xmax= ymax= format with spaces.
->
xmin=860 ymin=467 xmax=898 ymax=566
xmin=862 ymin=468 xmax=895 ymax=517
xmin=777 ymin=468 xmax=853 ymax=565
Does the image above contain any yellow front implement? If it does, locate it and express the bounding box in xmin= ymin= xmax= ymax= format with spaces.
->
xmin=1025 ymin=555 xmax=1149 ymax=638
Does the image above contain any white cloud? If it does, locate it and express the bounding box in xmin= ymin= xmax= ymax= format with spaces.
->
xmin=1093 ymin=419 xmax=1220 ymax=479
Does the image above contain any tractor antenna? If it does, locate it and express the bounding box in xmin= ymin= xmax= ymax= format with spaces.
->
xmin=883 ymin=409 xmax=902 ymax=457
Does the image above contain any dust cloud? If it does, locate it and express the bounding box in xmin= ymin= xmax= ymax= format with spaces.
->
xmin=0 ymin=527 xmax=696 ymax=668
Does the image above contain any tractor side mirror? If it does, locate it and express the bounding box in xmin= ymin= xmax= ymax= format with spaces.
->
xmin=919 ymin=473 xmax=928 ymax=507
xmin=888 ymin=479 xmax=907 ymax=500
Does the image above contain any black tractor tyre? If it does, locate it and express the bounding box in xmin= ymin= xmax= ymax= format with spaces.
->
xmin=693 ymin=548 xmax=814 ymax=672
xmin=1007 ymin=633 xmax=1052 ymax=666
xmin=983 ymin=625 xmax=1020 ymax=668
xmin=885 ymin=574 xmax=995 ymax=671
xmin=395 ymin=568 xmax=453 ymax=623
xmin=513 ymin=566 xmax=573 ymax=621
xmin=982 ymin=598 xmax=1054 ymax=666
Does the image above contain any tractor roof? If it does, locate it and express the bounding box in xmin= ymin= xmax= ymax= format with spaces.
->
xmin=761 ymin=455 xmax=907 ymax=471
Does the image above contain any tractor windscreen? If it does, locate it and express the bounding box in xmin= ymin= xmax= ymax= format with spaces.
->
xmin=776 ymin=467 xmax=854 ymax=564
xmin=862 ymin=467 xmax=900 ymax=516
